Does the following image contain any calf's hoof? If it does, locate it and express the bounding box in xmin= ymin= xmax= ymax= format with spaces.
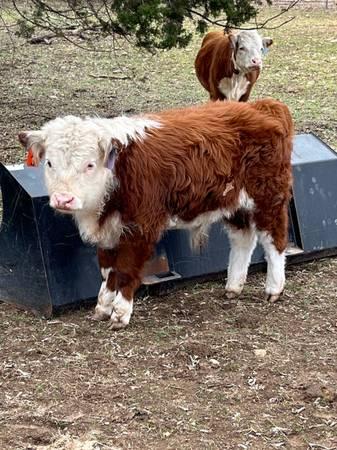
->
xmin=225 ymin=289 xmax=241 ymax=299
xmin=108 ymin=308 xmax=132 ymax=329
xmin=108 ymin=315 xmax=129 ymax=330
xmin=108 ymin=294 xmax=133 ymax=330
xmin=90 ymin=309 xmax=111 ymax=321
xmin=265 ymin=292 xmax=283 ymax=303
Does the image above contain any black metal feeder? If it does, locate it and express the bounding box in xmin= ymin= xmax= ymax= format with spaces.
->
xmin=1 ymin=133 xmax=336 ymax=316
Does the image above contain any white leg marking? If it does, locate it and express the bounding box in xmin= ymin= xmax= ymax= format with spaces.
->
xmin=225 ymin=227 xmax=257 ymax=297
xmin=101 ymin=267 xmax=112 ymax=280
xmin=92 ymin=280 xmax=116 ymax=321
xmin=259 ymin=232 xmax=286 ymax=301
xmin=110 ymin=292 xmax=133 ymax=330
xmin=191 ymin=224 xmax=209 ymax=249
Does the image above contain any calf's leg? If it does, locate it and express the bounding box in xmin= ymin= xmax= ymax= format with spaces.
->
xmin=109 ymin=237 xmax=155 ymax=330
xmin=258 ymin=232 xmax=286 ymax=302
xmin=93 ymin=248 xmax=117 ymax=321
xmin=225 ymin=225 xmax=257 ymax=298
xmin=256 ymin=205 xmax=288 ymax=302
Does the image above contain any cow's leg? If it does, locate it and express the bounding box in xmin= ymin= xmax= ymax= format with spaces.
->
xmin=256 ymin=205 xmax=288 ymax=302
xmin=210 ymin=92 xmax=225 ymax=101
xmin=109 ymin=238 xmax=155 ymax=330
xmin=225 ymin=225 xmax=257 ymax=298
xmin=92 ymin=248 xmax=117 ymax=321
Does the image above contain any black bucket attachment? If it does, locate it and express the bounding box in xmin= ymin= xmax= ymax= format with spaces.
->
xmin=1 ymin=133 xmax=337 ymax=316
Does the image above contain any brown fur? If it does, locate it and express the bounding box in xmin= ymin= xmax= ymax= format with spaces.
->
xmin=98 ymin=99 xmax=293 ymax=303
xmin=195 ymin=31 xmax=260 ymax=101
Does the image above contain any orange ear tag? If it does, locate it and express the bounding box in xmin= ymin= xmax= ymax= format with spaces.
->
xmin=25 ymin=148 xmax=36 ymax=167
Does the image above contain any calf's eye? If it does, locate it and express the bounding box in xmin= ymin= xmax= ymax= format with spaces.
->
xmin=45 ymin=160 xmax=52 ymax=168
xmin=85 ymin=162 xmax=96 ymax=172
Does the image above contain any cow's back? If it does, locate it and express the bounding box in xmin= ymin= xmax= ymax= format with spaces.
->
xmin=195 ymin=31 xmax=231 ymax=94
xmin=113 ymin=101 xmax=289 ymax=230
xmin=195 ymin=31 xmax=236 ymax=99
xmin=200 ymin=30 xmax=223 ymax=47
xmin=253 ymin=98 xmax=294 ymax=139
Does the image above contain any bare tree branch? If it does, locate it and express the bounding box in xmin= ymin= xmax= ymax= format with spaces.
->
xmin=8 ymin=0 xmax=302 ymax=52
xmin=189 ymin=0 xmax=301 ymax=32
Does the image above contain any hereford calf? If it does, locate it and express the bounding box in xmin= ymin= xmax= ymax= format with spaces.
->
xmin=18 ymin=99 xmax=293 ymax=329
xmin=195 ymin=30 xmax=273 ymax=101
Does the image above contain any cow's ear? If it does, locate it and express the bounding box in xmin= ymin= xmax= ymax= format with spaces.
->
xmin=99 ymin=136 xmax=123 ymax=170
xmin=228 ymin=33 xmax=238 ymax=50
xmin=263 ymin=37 xmax=273 ymax=48
xmin=18 ymin=130 xmax=46 ymax=166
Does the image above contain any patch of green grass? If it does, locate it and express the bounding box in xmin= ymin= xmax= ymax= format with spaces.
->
xmin=156 ymin=324 xmax=184 ymax=340
xmin=252 ymin=11 xmax=337 ymax=149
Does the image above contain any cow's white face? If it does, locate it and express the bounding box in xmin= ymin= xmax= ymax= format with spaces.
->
xmin=44 ymin=126 xmax=113 ymax=214
xmin=18 ymin=115 xmax=160 ymax=217
xmin=230 ymin=30 xmax=273 ymax=73
xmin=19 ymin=116 xmax=115 ymax=215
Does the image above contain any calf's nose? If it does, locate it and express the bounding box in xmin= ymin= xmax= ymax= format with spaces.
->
xmin=251 ymin=57 xmax=262 ymax=66
xmin=50 ymin=192 xmax=74 ymax=209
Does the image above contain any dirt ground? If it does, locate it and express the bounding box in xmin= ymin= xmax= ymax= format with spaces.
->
xmin=1 ymin=260 xmax=337 ymax=450
xmin=1 ymin=7 xmax=337 ymax=450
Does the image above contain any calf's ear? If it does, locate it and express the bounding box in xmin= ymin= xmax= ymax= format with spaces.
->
xmin=228 ymin=33 xmax=238 ymax=49
xmin=263 ymin=37 xmax=273 ymax=48
xmin=18 ymin=130 xmax=46 ymax=166
xmin=98 ymin=136 xmax=123 ymax=170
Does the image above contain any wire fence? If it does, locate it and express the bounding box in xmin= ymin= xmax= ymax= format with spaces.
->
xmin=270 ymin=0 xmax=336 ymax=9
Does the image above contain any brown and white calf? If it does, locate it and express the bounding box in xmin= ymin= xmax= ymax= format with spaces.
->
xmin=195 ymin=30 xmax=273 ymax=101
xmin=18 ymin=99 xmax=293 ymax=329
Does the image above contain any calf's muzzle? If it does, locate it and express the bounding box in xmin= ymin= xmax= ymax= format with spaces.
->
xmin=50 ymin=192 xmax=76 ymax=211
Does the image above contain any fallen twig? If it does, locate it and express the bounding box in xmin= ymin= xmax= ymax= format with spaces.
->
xmin=89 ymin=74 xmax=130 ymax=80
xmin=29 ymin=28 xmax=87 ymax=44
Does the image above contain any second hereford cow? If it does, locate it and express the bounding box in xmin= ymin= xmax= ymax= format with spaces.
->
xmin=19 ymin=99 xmax=293 ymax=329
xmin=195 ymin=30 xmax=273 ymax=101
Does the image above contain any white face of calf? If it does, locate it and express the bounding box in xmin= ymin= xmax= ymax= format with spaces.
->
xmin=230 ymin=30 xmax=273 ymax=73
xmin=18 ymin=116 xmax=114 ymax=215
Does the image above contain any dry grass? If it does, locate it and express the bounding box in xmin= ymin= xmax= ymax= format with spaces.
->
xmin=1 ymin=7 xmax=337 ymax=450
xmin=0 ymin=8 xmax=337 ymax=165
